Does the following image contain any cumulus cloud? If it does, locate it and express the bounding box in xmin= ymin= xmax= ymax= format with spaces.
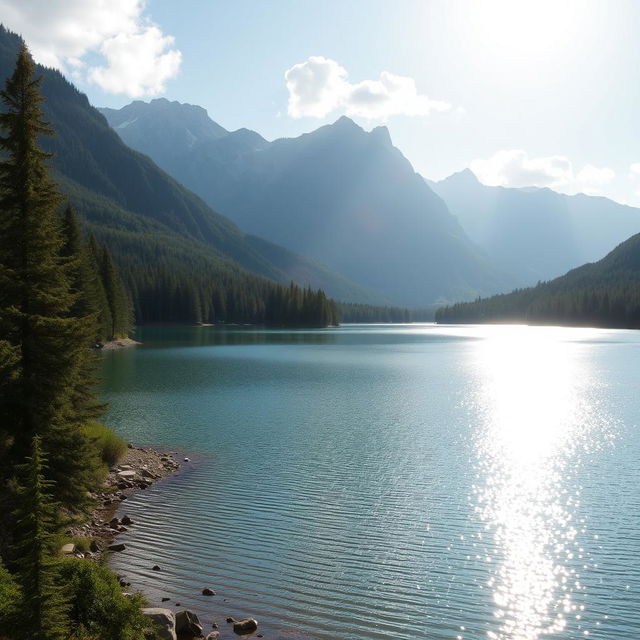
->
xmin=0 ymin=0 xmax=181 ymax=97
xmin=470 ymin=150 xmax=615 ymax=195
xmin=629 ymin=163 xmax=640 ymax=179
xmin=285 ymin=56 xmax=451 ymax=120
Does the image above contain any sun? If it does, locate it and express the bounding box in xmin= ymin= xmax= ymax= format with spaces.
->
xmin=452 ymin=0 xmax=596 ymax=65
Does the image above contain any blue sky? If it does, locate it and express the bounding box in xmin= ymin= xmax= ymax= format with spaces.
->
xmin=4 ymin=0 xmax=640 ymax=205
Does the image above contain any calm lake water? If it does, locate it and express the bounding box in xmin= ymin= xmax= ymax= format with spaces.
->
xmin=102 ymin=324 xmax=640 ymax=640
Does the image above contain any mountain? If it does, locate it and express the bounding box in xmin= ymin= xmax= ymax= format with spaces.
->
xmin=430 ymin=169 xmax=640 ymax=285
xmin=100 ymin=101 xmax=513 ymax=307
xmin=435 ymin=231 xmax=640 ymax=328
xmin=0 ymin=26 xmax=376 ymax=315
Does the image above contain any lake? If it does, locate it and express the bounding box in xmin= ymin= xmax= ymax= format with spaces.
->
xmin=102 ymin=324 xmax=640 ymax=640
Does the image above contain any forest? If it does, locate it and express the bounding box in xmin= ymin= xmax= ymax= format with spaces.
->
xmin=436 ymin=233 xmax=640 ymax=328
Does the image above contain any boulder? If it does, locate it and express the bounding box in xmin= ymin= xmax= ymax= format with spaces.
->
xmin=152 ymin=565 xmax=162 ymax=571
xmin=121 ymin=514 xmax=133 ymax=525
xmin=206 ymin=634 xmax=220 ymax=640
xmin=142 ymin=607 xmax=176 ymax=640
xmin=175 ymin=610 xmax=203 ymax=638
xmin=61 ymin=543 xmax=75 ymax=555
xmin=117 ymin=470 xmax=136 ymax=480
xmin=202 ymin=587 xmax=215 ymax=596
xmin=228 ymin=617 xmax=258 ymax=636
xmin=89 ymin=540 xmax=100 ymax=553
xmin=108 ymin=543 xmax=126 ymax=552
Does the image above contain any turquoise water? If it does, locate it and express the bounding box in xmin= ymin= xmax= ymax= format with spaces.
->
xmin=102 ymin=324 xmax=640 ymax=640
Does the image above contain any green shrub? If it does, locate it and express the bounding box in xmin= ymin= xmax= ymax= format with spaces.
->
xmin=0 ymin=560 xmax=22 ymax=635
xmin=84 ymin=422 xmax=127 ymax=467
xmin=59 ymin=558 xmax=157 ymax=640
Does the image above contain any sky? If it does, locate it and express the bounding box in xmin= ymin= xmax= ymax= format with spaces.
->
xmin=3 ymin=0 xmax=640 ymax=206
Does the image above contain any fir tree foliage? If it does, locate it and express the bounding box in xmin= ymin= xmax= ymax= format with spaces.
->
xmin=0 ymin=44 xmax=99 ymax=505
xmin=13 ymin=435 xmax=69 ymax=640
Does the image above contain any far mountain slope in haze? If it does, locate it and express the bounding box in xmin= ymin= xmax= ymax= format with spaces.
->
xmin=431 ymin=169 xmax=640 ymax=284
xmin=101 ymin=102 xmax=512 ymax=307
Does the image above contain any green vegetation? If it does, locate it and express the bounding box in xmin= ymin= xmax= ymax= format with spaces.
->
xmin=60 ymin=559 xmax=152 ymax=640
xmin=84 ymin=422 xmax=127 ymax=468
xmin=0 ymin=44 xmax=154 ymax=640
xmin=338 ymin=302 xmax=435 ymax=323
xmin=436 ymin=233 xmax=640 ymax=328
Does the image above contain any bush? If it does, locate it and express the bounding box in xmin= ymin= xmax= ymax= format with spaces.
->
xmin=59 ymin=558 xmax=157 ymax=640
xmin=84 ymin=422 xmax=127 ymax=467
xmin=0 ymin=560 xmax=21 ymax=635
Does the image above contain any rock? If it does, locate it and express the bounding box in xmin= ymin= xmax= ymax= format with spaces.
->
xmin=211 ymin=622 xmax=218 ymax=629
xmin=118 ymin=470 xmax=136 ymax=480
xmin=228 ymin=618 xmax=258 ymax=636
xmin=108 ymin=543 xmax=126 ymax=552
xmin=162 ymin=597 xmax=171 ymax=602
xmin=153 ymin=565 xmax=162 ymax=571
xmin=89 ymin=540 xmax=100 ymax=553
xmin=118 ymin=526 xmax=128 ymax=533
xmin=119 ymin=464 xmax=133 ymax=471
xmin=206 ymin=633 xmax=220 ymax=640
xmin=121 ymin=515 xmax=133 ymax=525
xmin=142 ymin=607 xmax=177 ymax=640
xmin=184 ymin=457 xmax=190 ymax=462
xmin=175 ymin=610 xmax=203 ymax=638
xmin=61 ymin=543 xmax=76 ymax=554
xmin=141 ymin=468 xmax=156 ymax=479
xmin=202 ymin=587 xmax=215 ymax=596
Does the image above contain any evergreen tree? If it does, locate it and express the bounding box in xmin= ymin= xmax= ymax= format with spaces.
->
xmin=87 ymin=234 xmax=113 ymax=342
xmin=0 ymin=44 xmax=97 ymax=504
xmin=13 ymin=435 xmax=69 ymax=640
xmin=100 ymin=247 xmax=132 ymax=339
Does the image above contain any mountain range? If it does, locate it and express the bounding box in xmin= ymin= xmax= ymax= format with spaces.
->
xmin=430 ymin=169 xmax=640 ymax=285
xmin=0 ymin=26 xmax=378 ymax=317
xmin=100 ymin=99 xmax=511 ymax=307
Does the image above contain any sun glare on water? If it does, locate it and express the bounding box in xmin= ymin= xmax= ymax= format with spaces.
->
xmin=470 ymin=327 xmax=611 ymax=640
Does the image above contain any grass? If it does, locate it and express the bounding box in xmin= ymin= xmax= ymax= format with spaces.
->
xmin=84 ymin=422 xmax=127 ymax=468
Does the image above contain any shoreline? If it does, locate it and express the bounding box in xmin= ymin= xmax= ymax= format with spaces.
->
xmin=98 ymin=338 xmax=142 ymax=351
xmin=66 ymin=445 xmax=182 ymax=561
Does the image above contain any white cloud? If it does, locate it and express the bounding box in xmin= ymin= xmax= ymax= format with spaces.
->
xmin=0 ymin=0 xmax=181 ymax=97
xmin=285 ymin=56 xmax=451 ymax=120
xmin=470 ymin=150 xmax=615 ymax=195
xmin=628 ymin=163 xmax=640 ymax=179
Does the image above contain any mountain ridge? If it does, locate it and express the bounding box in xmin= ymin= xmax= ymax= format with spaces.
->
xmin=100 ymin=99 xmax=513 ymax=306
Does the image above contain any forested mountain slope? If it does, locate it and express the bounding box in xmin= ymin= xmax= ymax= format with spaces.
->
xmin=0 ymin=26 xmax=376 ymax=319
xmin=436 ymin=232 xmax=640 ymax=328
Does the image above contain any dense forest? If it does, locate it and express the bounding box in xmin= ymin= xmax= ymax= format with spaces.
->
xmin=436 ymin=233 xmax=640 ymax=328
xmin=337 ymin=302 xmax=435 ymax=323
xmin=0 ymin=45 xmax=159 ymax=639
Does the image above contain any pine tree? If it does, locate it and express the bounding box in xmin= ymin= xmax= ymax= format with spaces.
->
xmin=87 ymin=234 xmax=113 ymax=342
xmin=100 ymin=247 xmax=132 ymax=340
xmin=13 ymin=435 xmax=69 ymax=640
xmin=0 ymin=44 xmax=97 ymax=504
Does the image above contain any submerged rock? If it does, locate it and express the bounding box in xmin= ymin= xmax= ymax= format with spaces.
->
xmin=202 ymin=587 xmax=215 ymax=596
xmin=108 ymin=543 xmax=126 ymax=552
xmin=142 ymin=607 xmax=177 ymax=640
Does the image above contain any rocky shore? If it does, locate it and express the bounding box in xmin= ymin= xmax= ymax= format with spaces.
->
xmin=66 ymin=445 xmax=181 ymax=560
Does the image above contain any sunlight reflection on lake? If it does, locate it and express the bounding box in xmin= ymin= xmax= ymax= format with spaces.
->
xmin=472 ymin=327 xmax=615 ymax=640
